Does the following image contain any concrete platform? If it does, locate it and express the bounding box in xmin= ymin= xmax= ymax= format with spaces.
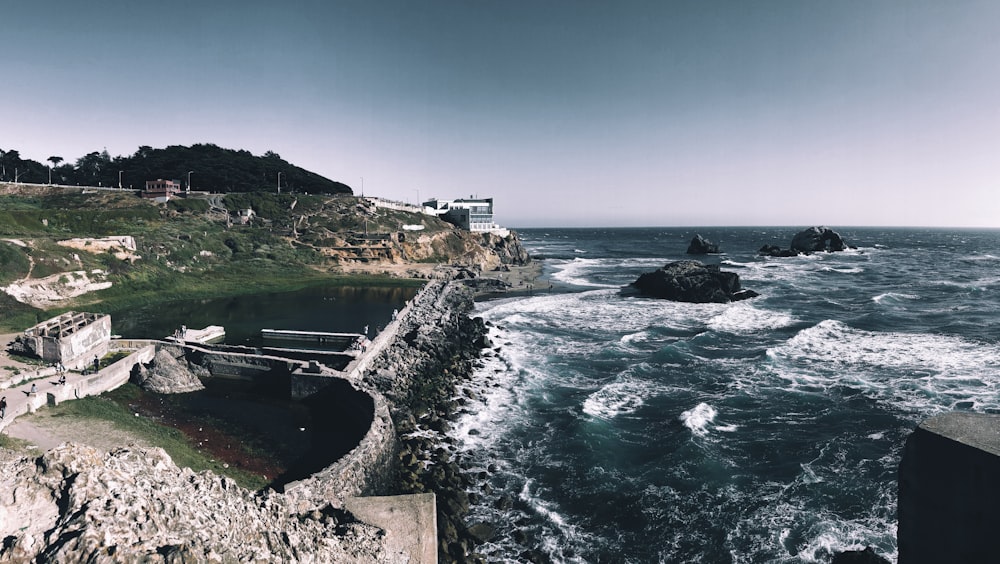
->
xmin=344 ymin=493 xmax=437 ymax=564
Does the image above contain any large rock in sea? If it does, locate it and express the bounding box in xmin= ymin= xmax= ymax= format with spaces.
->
xmin=686 ymin=234 xmax=720 ymax=255
xmin=131 ymin=348 xmax=207 ymax=393
xmin=627 ymin=260 xmax=758 ymax=303
xmin=790 ymin=226 xmax=847 ymax=253
xmin=758 ymin=226 xmax=849 ymax=256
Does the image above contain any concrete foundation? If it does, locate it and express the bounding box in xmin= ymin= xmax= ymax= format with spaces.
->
xmin=898 ymin=411 xmax=1000 ymax=563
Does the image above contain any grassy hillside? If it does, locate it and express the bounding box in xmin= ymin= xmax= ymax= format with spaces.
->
xmin=0 ymin=184 xmax=458 ymax=331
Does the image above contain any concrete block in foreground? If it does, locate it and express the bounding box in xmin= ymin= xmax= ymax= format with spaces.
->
xmin=898 ymin=411 xmax=1000 ymax=563
xmin=345 ymin=493 xmax=437 ymax=564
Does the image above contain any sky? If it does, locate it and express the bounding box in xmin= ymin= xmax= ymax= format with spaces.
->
xmin=2 ymin=1 xmax=999 ymax=228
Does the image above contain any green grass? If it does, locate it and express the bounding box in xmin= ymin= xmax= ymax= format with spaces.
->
xmin=46 ymin=385 xmax=269 ymax=491
xmin=0 ymin=434 xmax=32 ymax=451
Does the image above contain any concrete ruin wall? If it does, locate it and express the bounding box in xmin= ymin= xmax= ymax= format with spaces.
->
xmin=283 ymin=386 xmax=397 ymax=511
xmin=48 ymin=345 xmax=156 ymax=406
xmin=898 ymin=411 xmax=1000 ymax=563
xmin=21 ymin=312 xmax=112 ymax=369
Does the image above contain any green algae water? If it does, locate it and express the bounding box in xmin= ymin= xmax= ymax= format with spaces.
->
xmin=110 ymin=284 xmax=417 ymax=344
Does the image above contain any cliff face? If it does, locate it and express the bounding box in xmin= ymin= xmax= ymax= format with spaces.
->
xmin=0 ymin=444 xmax=396 ymax=563
xmin=402 ymin=231 xmax=529 ymax=270
xmin=318 ymin=229 xmax=531 ymax=272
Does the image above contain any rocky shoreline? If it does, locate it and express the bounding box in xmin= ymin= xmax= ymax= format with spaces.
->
xmin=357 ymin=279 xmax=493 ymax=563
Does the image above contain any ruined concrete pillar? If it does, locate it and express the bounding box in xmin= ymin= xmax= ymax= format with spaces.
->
xmin=898 ymin=411 xmax=1000 ymax=563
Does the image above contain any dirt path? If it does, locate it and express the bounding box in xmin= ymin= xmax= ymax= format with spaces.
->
xmin=4 ymin=412 xmax=153 ymax=454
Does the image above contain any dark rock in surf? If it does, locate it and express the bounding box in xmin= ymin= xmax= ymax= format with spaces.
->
xmin=686 ymin=234 xmax=720 ymax=255
xmin=758 ymin=226 xmax=849 ymax=257
xmin=791 ymin=226 xmax=848 ymax=253
xmin=757 ymin=244 xmax=800 ymax=258
xmin=465 ymin=522 xmax=497 ymax=544
xmin=626 ymin=260 xmax=758 ymax=303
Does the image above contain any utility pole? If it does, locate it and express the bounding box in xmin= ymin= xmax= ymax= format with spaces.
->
xmin=277 ymin=171 xmax=283 ymax=194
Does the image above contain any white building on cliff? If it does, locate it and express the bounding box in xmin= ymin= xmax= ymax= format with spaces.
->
xmin=422 ymin=197 xmax=508 ymax=235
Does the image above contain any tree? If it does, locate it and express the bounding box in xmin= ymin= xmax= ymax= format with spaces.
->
xmin=47 ymin=156 xmax=63 ymax=184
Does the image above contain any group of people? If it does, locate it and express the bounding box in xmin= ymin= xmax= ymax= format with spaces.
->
xmin=351 ymin=336 xmax=370 ymax=353
xmin=0 ymin=356 xmax=105 ymax=422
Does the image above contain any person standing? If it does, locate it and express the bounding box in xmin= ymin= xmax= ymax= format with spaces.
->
xmin=0 ymin=396 xmax=6 ymax=419
xmin=93 ymin=356 xmax=100 ymax=373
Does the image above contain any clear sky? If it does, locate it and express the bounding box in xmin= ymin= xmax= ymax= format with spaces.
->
xmin=2 ymin=1 xmax=998 ymax=228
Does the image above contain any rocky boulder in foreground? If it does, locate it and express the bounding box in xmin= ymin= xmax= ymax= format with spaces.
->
xmin=0 ymin=444 xmax=395 ymax=563
xmin=627 ymin=260 xmax=759 ymax=303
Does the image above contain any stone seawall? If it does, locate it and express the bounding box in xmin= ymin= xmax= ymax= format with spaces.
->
xmin=284 ymin=279 xmax=472 ymax=511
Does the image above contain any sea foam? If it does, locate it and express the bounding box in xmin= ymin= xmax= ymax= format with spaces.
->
xmin=680 ymin=402 xmax=718 ymax=437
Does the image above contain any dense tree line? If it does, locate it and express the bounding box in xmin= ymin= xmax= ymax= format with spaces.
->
xmin=0 ymin=144 xmax=353 ymax=195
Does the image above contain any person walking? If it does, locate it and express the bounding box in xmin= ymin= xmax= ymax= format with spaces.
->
xmin=0 ymin=396 xmax=6 ymax=419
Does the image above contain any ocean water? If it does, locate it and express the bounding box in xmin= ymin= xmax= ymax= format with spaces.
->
xmin=449 ymin=227 xmax=1000 ymax=563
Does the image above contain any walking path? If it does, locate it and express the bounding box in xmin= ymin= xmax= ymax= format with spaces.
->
xmin=0 ymin=359 xmax=99 ymax=433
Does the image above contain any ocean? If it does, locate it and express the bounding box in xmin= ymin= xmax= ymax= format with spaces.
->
xmin=448 ymin=227 xmax=1000 ymax=563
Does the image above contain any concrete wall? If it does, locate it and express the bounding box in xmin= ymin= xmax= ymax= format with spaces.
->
xmin=48 ymin=345 xmax=155 ymax=406
xmin=283 ymin=385 xmax=397 ymax=509
xmin=898 ymin=411 xmax=1000 ymax=563
xmin=0 ymin=346 xmax=155 ymax=432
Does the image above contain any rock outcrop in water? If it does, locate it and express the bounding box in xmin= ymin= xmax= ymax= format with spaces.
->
xmin=686 ymin=234 xmax=720 ymax=254
xmin=0 ymin=444 xmax=393 ymax=562
xmin=627 ymin=260 xmax=758 ymax=303
xmin=790 ymin=226 xmax=848 ymax=253
xmin=759 ymin=226 xmax=849 ymax=257
xmin=131 ymin=347 xmax=208 ymax=393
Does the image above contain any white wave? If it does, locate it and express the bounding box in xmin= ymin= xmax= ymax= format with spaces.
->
xmin=573 ymin=248 xmax=588 ymax=254
xmin=799 ymin=462 xmax=823 ymax=484
xmin=680 ymin=402 xmax=717 ymax=437
xmin=792 ymin=516 xmax=897 ymax=564
xmin=479 ymin=288 xmax=721 ymax=340
xmin=820 ymin=266 xmax=864 ymax=274
xmin=582 ymin=379 xmax=651 ymax=419
xmin=707 ymin=303 xmax=795 ymax=334
xmin=518 ymin=478 xmax=592 ymax=561
xmin=765 ymin=320 xmax=1000 ymax=414
xmin=548 ymin=258 xmax=621 ymax=288
xmin=967 ymin=253 xmax=1000 ymax=262
xmin=547 ymin=256 xmax=668 ymax=288
xmin=872 ymin=292 xmax=919 ymax=304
